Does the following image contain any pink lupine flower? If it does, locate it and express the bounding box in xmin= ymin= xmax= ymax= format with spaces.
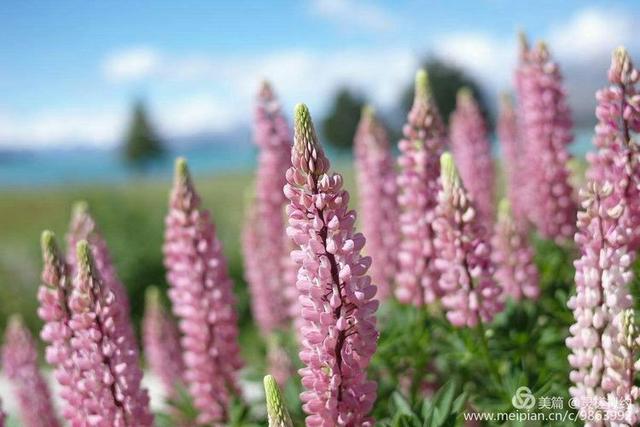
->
xmin=143 ymin=286 xmax=184 ymax=398
xmin=66 ymin=203 xmax=141 ymax=376
xmin=516 ymin=41 xmax=577 ymax=242
xmin=433 ymin=153 xmax=503 ymax=328
xmin=497 ymin=94 xmax=528 ymax=229
xmin=67 ymin=202 xmax=132 ymax=315
xmin=566 ymin=182 xmax=635 ymax=422
xmin=163 ymin=157 xmax=243 ymax=424
xmin=38 ymin=231 xmax=83 ymax=423
xmin=284 ymin=103 xmax=379 ymax=426
xmin=67 ymin=240 xmax=153 ymax=426
xmin=567 ymin=48 xmax=640 ymax=423
xmin=246 ymin=81 xmax=294 ymax=333
xmin=587 ymin=47 xmax=640 ymax=250
xmin=354 ymin=106 xmax=399 ymax=300
xmin=242 ymin=201 xmax=274 ymax=333
xmin=450 ymin=88 xmax=495 ymax=229
xmin=2 ymin=315 xmax=60 ymax=427
xmin=395 ymin=69 xmax=447 ymax=306
xmin=491 ymin=200 xmax=539 ymax=301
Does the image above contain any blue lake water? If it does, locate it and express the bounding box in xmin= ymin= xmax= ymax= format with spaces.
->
xmin=0 ymin=129 xmax=595 ymax=188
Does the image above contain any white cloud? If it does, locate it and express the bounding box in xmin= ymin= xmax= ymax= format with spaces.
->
xmin=434 ymin=32 xmax=516 ymax=94
xmin=102 ymin=47 xmax=160 ymax=82
xmin=549 ymin=8 xmax=635 ymax=61
xmin=309 ymin=0 xmax=397 ymax=32
xmin=0 ymin=108 xmax=124 ymax=149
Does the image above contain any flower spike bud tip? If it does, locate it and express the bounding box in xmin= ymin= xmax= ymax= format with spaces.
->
xmin=263 ymin=375 xmax=293 ymax=427
xmin=293 ymin=103 xmax=329 ymax=177
xmin=440 ymin=152 xmax=460 ymax=193
xmin=414 ymin=68 xmax=430 ymax=101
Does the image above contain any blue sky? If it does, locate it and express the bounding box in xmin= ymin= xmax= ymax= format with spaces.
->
xmin=0 ymin=0 xmax=638 ymax=148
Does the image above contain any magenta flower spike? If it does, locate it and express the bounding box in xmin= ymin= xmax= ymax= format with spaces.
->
xmin=248 ymin=81 xmax=294 ymax=332
xmin=433 ymin=153 xmax=503 ymax=328
xmin=353 ymin=105 xmax=399 ymax=300
xmin=567 ymin=48 xmax=640 ymax=423
xmin=497 ymin=94 xmax=528 ymax=229
xmin=143 ymin=286 xmax=184 ymax=398
xmin=38 ymin=231 xmax=83 ymax=423
xmin=163 ymin=157 xmax=243 ymax=424
xmin=516 ymin=41 xmax=577 ymax=242
xmin=450 ymin=88 xmax=495 ymax=229
xmin=491 ymin=200 xmax=539 ymax=301
xmin=66 ymin=241 xmax=153 ymax=426
xmin=395 ymin=69 xmax=447 ymax=306
xmin=284 ymin=103 xmax=379 ymax=426
xmin=2 ymin=315 xmax=60 ymax=427
xmin=66 ymin=202 xmax=140 ymax=371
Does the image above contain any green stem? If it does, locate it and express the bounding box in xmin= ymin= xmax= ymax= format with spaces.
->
xmin=477 ymin=321 xmax=501 ymax=386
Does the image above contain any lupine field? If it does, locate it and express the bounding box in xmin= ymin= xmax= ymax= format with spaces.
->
xmin=2 ymin=32 xmax=640 ymax=427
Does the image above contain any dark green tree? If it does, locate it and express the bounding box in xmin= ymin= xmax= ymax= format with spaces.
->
xmin=123 ymin=101 xmax=164 ymax=166
xmin=400 ymin=58 xmax=490 ymax=127
xmin=321 ymin=88 xmax=366 ymax=149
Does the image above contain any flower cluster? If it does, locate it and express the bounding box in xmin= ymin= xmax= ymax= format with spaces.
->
xmin=449 ymin=88 xmax=495 ymax=229
xmin=246 ymin=81 xmax=294 ymax=333
xmin=491 ymin=200 xmax=539 ymax=301
xmin=284 ymin=103 xmax=379 ymax=426
xmin=2 ymin=315 xmax=59 ymax=427
xmin=516 ymin=40 xmax=577 ymax=242
xmin=567 ymin=48 xmax=640 ymax=425
xmin=38 ymin=231 xmax=76 ymax=422
xmin=142 ymin=286 xmax=184 ymax=398
xmin=395 ymin=69 xmax=447 ymax=306
xmin=69 ymin=240 xmax=153 ymax=426
xmin=497 ymin=94 xmax=528 ymax=228
xmin=354 ymin=106 xmax=399 ymax=299
xmin=433 ymin=153 xmax=503 ymax=327
xmin=163 ymin=157 xmax=243 ymax=424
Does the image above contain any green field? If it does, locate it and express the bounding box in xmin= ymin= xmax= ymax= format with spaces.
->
xmin=0 ymin=166 xmax=356 ymax=359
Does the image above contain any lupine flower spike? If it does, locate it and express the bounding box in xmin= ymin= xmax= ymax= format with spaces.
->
xmin=249 ymin=81 xmax=294 ymax=332
xmin=491 ymin=200 xmax=539 ymax=301
xmin=354 ymin=105 xmax=399 ymax=300
xmin=143 ymin=286 xmax=184 ymax=398
xmin=264 ymin=375 xmax=293 ymax=427
xmin=66 ymin=202 xmax=140 ymax=376
xmin=284 ymin=103 xmax=379 ymax=426
xmin=567 ymin=48 xmax=640 ymax=424
xmin=2 ymin=315 xmax=60 ymax=427
xmin=38 ymin=231 xmax=80 ymax=423
xmin=395 ymin=69 xmax=447 ymax=306
xmin=516 ymin=40 xmax=577 ymax=242
xmin=497 ymin=94 xmax=527 ymax=229
xmin=450 ymin=88 xmax=495 ymax=229
xmin=164 ymin=157 xmax=243 ymax=424
xmin=433 ymin=153 xmax=503 ymax=327
xmin=67 ymin=241 xmax=154 ymax=426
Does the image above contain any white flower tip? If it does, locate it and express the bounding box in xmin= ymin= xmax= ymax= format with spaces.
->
xmin=440 ymin=152 xmax=460 ymax=191
xmin=76 ymin=240 xmax=93 ymax=271
xmin=414 ymin=68 xmax=430 ymax=100
xmin=456 ymin=87 xmax=473 ymax=105
xmin=174 ymin=157 xmax=193 ymax=186
xmin=361 ymin=104 xmax=376 ymax=120
xmin=41 ymin=230 xmax=58 ymax=257
xmin=71 ymin=200 xmax=90 ymax=220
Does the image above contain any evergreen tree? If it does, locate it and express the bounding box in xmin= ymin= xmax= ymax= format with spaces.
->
xmin=321 ymin=88 xmax=366 ymax=149
xmin=123 ymin=101 xmax=164 ymax=165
